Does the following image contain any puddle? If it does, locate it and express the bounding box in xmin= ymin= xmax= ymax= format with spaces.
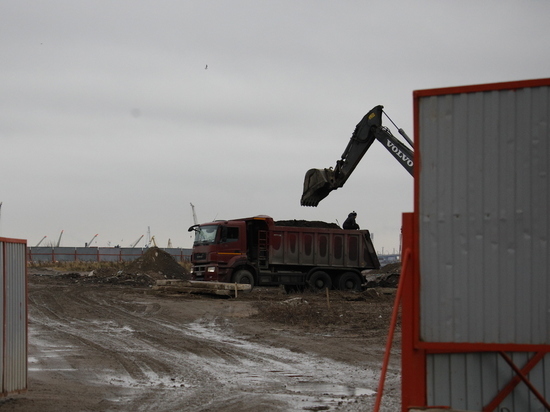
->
xmin=286 ymin=382 xmax=375 ymax=397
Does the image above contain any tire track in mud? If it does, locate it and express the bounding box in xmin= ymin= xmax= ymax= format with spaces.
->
xmin=30 ymin=284 xmax=291 ymax=410
xmin=28 ymin=282 xmax=390 ymax=411
xmin=29 ymin=285 xmax=213 ymax=410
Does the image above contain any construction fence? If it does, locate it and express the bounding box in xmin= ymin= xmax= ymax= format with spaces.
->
xmin=27 ymin=247 xmax=192 ymax=263
xmin=0 ymin=237 xmax=28 ymax=397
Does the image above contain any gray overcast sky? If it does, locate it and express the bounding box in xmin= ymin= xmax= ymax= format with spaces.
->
xmin=1 ymin=1 xmax=549 ymax=252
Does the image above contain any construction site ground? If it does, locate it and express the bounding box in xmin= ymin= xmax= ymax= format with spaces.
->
xmin=4 ymin=264 xmax=402 ymax=412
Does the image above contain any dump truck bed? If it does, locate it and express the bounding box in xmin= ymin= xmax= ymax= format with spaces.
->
xmin=264 ymin=225 xmax=379 ymax=270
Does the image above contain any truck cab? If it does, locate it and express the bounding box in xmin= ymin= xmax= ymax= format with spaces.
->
xmin=189 ymin=221 xmax=243 ymax=282
xmin=188 ymin=216 xmax=271 ymax=284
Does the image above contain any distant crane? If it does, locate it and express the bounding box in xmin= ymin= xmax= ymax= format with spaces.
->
xmin=86 ymin=234 xmax=98 ymax=247
xmin=149 ymin=236 xmax=157 ymax=247
xmin=190 ymin=203 xmax=198 ymax=225
xmin=130 ymin=235 xmax=144 ymax=248
xmin=35 ymin=236 xmax=47 ymax=247
xmin=56 ymin=230 xmax=64 ymax=247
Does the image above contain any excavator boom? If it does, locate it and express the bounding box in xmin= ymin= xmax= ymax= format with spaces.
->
xmin=300 ymin=105 xmax=413 ymax=207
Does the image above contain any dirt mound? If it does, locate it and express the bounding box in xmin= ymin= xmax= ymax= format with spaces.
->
xmin=125 ymin=247 xmax=190 ymax=280
xmin=275 ymin=220 xmax=340 ymax=229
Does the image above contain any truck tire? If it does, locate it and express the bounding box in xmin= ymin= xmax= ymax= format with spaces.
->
xmin=337 ymin=272 xmax=362 ymax=291
xmin=307 ymin=271 xmax=332 ymax=291
xmin=233 ymin=269 xmax=255 ymax=289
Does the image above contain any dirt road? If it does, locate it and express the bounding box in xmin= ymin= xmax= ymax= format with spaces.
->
xmin=2 ymin=272 xmax=401 ymax=411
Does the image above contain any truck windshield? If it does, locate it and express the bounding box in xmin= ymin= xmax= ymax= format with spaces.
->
xmin=194 ymin=225 xmax=218 ymax=245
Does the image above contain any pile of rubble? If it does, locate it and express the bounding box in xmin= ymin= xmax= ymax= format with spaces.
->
xmin=53 ymin=247 xmax=190 ymax=287
xmin=364 ymin=262 xmax=401 ymax=288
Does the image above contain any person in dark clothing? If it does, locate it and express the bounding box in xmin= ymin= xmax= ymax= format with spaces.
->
xmin=343 ymin=211 xmax=360 ymax=230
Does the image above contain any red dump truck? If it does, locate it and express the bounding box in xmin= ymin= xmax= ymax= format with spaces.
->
xmin=188 ymin=215 xmax=380 ymax=291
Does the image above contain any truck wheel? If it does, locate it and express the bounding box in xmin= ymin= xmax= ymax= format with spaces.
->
xmin=233 ymin=270 xmax=254 ymax=289
xmin=337 ymin=272 xmax=362 ymax=291
xmin=308 ymin=271 xmax=332 ymax=291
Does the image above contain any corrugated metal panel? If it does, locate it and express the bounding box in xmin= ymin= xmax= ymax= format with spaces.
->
xmin=96 ymin=247 xmax=121 ymax=262
xmin=0 ymin=239 xmax=28 ymax=396
xmin=72 ymin=247 xmax=99 ymax=261
xmin=27 ymin=246 xmax=191 ymax=262
xmin=426 ymin=352 xmax=550 ymax=411
xmin=52 ymin=246 xmax=77 ymax=261
xmin=419 ymin=84 xmax=550 ymax=345
xmin=119 ymin=248 xmax=149 ymax=261
xmin=0 ymin=244 xmax=3 ymax=392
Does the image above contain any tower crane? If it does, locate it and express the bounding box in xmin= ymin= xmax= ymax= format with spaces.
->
xmin=130 ymin=235 xmax=144 ymax=248
xmin=86 ymin=234 xmax=98 ymax=247
xmin=190 ymin=203 xmax=198 ymax=225
xmin=56 ymin=230 xmax=64 ymax=247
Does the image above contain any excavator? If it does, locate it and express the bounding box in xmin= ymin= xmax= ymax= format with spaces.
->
xmin=301 ymin=105 xmax=414 ymax=207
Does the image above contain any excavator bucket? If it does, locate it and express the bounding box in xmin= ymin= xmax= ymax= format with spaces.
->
xmin=300 ymin=168 xmax=335 ymax=207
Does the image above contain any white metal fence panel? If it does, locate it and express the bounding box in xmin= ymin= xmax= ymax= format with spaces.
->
xmin=419 ymin=84 xmax=550 ymax=345
xmin=427 ymin=352 xmax=550 ymax=411
xmin=0 ymin=239 xmax=27 ymax=396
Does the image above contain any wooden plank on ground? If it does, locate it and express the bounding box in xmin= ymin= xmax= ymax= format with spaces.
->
xmin=153 ymin=280 xmax=251 ymax=297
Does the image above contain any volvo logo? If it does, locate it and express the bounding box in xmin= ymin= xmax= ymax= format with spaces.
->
xmin=386 ymin=140 xmax=413 ymax=167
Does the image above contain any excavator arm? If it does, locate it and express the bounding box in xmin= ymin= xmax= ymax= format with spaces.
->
xmin=301 ymin=105 xmax=413 ymax=207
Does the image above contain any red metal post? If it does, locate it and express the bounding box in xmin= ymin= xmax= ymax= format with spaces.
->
xmin=400 ymin=212 xmax=426 ymax=411
xmin=373 ymin=247 xmax=410 ymax=412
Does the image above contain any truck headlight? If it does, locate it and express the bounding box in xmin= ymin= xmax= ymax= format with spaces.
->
xmin=207 ymin=266 xmax=216 ymax=273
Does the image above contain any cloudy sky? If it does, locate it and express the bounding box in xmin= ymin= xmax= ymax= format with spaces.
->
xmin=1 ymin=1 xmax=549 ymax=252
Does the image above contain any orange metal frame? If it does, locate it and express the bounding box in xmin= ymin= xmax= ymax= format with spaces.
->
xmin=397 ymin=78 xmax=550 ymax=412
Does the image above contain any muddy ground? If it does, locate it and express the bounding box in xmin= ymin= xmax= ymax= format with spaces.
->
xmin=2 ymin=266 xmax=402 ymax=412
